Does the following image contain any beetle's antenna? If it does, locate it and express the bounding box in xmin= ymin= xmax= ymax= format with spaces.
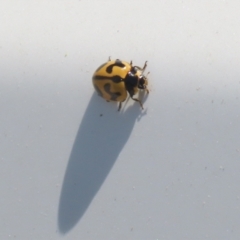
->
xmin=145 ymin=71 xmax=150 ymax=78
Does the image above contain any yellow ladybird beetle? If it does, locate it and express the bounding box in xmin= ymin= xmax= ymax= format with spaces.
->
xmin=92 ymin=57 xmax=149 ymax=111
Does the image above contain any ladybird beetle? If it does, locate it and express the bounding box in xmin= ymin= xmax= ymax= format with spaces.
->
xmin=92 ymin=57 xmax=149 ymax=111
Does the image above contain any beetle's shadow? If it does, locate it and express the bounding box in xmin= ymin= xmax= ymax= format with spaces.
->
xmin=58 ymin=92 xmax=148 ymax=234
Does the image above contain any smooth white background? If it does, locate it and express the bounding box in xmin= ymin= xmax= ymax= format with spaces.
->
xmin=1 ymin=1 xmax=240 ymax=239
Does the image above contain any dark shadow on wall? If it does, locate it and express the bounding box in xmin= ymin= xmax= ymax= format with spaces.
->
xmin=58 ymin=91 xmax=148 ymax=234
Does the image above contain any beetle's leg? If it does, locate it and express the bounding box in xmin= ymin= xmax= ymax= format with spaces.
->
xmin=142 ymin=61 xmax=148 ymax=73
xmin=138 ymin=61 xmax=148 ymax=74
xmin=134 ymin=61 xmax=148 ymax=74
xmin=131 ymin=96 xmax=144 ymax=109
xmin=134 ymin=66 xmax=141 ymax=70
xmin=118 ymin=102 xmax=122 ymax=111
xmin=145 ymin=71 xmax=150 ymax=94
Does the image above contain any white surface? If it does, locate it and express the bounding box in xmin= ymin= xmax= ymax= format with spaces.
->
xmin=1 ymin=1 xmax=240 ymax=239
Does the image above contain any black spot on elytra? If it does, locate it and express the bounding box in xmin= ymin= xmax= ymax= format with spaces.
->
xmin=106 ymin=59 xmax=125 ymax=74
xmin=104 ymin=83 xmax=121 ymax=101
xmin=93 ymin=75 xmax=122 ymax=83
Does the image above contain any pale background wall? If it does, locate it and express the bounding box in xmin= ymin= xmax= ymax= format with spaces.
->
xmin=1 ymin=1 xmax=240 ymax=239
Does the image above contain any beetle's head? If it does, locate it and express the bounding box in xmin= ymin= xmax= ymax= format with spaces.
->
xmin=127 ymin=64 xmax=149 ymax=92
xmin=138 ymin=74 xmax=148 ymax=90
